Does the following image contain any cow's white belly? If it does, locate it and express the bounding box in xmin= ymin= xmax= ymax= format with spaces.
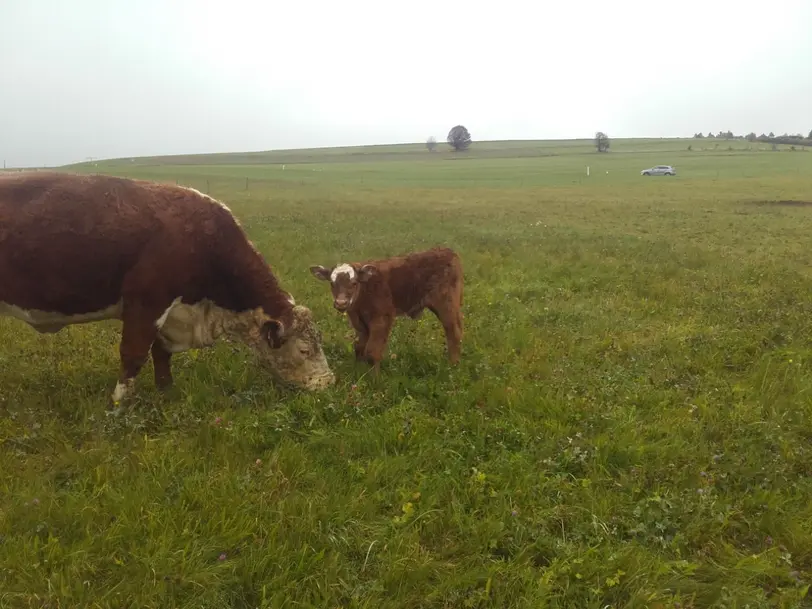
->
xmin=0 ymin=298 xmax=223 ymax=352
xmin=155 ymin=298 xmax=220 ymax=353
xmin=0 ymin=301 xmax=123 ymax=333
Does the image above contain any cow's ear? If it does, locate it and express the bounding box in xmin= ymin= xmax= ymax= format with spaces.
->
xmin=358 ymin=264 xmax=377 ymax=282
xmin=263 ymin=320 xmax=285 ymax=349
xmin=309 ymin=265 xmax=332 ymax=281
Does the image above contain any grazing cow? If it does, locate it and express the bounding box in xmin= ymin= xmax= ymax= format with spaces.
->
xmin=0 ymin=171 xmax=335 ymax=404
xmin=309 ymin=247 xmax=463 ymax=371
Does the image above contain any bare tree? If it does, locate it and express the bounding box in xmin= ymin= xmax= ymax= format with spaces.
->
xmin=595 ymin=131 xmax=610 ymax=153
xmin=447 ymin=125 xmax=472 ymax=151
xmin=426 ymin=136 xmax=437 ymax=152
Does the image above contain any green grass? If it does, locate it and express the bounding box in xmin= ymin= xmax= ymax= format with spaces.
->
xmin=3 ymin=138 xmax=812 ymax=607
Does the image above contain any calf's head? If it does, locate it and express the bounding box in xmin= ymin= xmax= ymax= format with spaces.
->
xmin=243 ymin=304 xmax=336 ymax=391
xmin=309 ymin=263 xmax=377 ymax=313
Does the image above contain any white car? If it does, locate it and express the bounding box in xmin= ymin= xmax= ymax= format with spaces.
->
xmin=641 ymin=165 xmax=676 ymax=176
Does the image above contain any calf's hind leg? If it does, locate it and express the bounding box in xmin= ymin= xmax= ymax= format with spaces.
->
xmin=429 ymin=299 xmax=463 ymax=365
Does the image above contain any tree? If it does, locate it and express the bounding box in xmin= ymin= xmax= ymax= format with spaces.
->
xmin=447 ymin=125 xmax=471 ymax=151
xmin=745 ymin=132 xmax=757 ymax=142
xmin=808 ymin=129 xmax=812 ymax=140
xmin=426 ymin=136 xmax=437 ymax=152
xmin=694 ymin=132 xmax=705 ymax=138
xmin=595 ymin=131 xmax=610 ymax=153
xmin=769 ymin=132 xmax=775 ymax=138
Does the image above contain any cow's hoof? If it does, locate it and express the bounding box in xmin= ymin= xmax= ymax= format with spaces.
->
xmin=155 ymin=378 xmax=173 ymax=391
xmin=105 ymin=402 xmax=125 ymax=418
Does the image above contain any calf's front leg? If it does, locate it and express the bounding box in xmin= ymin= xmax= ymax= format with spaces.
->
xmin=348 ymin=312 xmax=369 ymax=361
xmin=363 ymin=315 xmax=394 ymax=374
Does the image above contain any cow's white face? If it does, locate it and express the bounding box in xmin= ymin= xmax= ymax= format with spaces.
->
xmin=156 ymin=299 xmax=335 ymax=391
xmin=248 ymin=305 xmax=335 ymax=391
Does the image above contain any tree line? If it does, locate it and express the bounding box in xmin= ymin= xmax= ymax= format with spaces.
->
xmin=426 ymin=127 xmax=812 ymax=153
xmin=693 ymin=130 xmax=812 ymax=147
xmin=427 ymin=126 xmax=611 ymax=153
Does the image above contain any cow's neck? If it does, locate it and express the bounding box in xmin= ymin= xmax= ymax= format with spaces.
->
xmin=156 ymin=299 xmax=270 ymax=353
xmin=218 ymin=242 xmax=295 ymax=330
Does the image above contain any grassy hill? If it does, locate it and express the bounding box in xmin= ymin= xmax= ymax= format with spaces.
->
xmin=63 ymin=137 xmax=788 ymax=170
xmin=2 ymin=137 xmax=812 ymax=607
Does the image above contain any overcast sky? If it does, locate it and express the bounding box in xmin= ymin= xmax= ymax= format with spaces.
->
xmin=2 ymin=0 xmax=811 ymax=168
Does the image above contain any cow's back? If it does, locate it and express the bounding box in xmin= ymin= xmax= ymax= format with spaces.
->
xmin=0 ymin=172 xmax=183 ymax=314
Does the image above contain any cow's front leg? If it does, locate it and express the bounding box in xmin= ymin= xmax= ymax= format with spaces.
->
xmin=363 ymin=315 xmax=394 ymax=374
xmin=151 ymin=340 xmax=173 ymax=390
xmin=113 ymin=301 xmax=163 ymax=406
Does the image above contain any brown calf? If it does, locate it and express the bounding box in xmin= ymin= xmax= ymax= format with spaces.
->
xmin=0 ymin=171 xmax=335 ymax=404
xmin=310 ymin=247 xmax=463 ymax=371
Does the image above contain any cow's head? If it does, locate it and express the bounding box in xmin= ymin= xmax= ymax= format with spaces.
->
xmin=309 ymin=263 xmax=377 ymax=313
xmin=242 ymin=303 xmax=335 ymax=391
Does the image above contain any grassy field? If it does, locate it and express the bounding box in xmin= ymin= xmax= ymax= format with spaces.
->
xmin=2 ymin=137 xmax=812 ymax=607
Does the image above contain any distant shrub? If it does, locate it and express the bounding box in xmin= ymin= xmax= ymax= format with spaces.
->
xmin=447 ymin=125 xmax=471 ymax=152
xmin=595 ymin=132 xmax=610 ymax=153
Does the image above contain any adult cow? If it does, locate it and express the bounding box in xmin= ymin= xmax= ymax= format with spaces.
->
xmin=0 ymin=171 xmax=335 ymax=404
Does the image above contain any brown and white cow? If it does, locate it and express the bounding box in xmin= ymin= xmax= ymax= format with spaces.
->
xmin=0 ymin=171 xmax=335 ymax=404
xmin=309 ymin=247 xmax=463 ymax=371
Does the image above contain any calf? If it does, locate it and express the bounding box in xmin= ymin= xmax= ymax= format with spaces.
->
xmin=309 ymin=247 xmax=463 ymax=371
xmin=0 ymin=171 xmax=335 ymax=404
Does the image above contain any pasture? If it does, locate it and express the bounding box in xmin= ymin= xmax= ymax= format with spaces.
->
xmin=2 ymin=137 xmax=812 ymax=607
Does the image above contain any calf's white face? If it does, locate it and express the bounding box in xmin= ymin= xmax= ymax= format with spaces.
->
xmin=309 ymin=263 xmax=377 ymax=313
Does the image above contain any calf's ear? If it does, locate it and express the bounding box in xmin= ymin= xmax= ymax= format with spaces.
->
xmin=309 ymin=265 xmax=332 ymax=281
xmin=358 ymin=264 xmax=377 ymax=282
xmin=263 ymin=320 xmax=286 ymax=349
